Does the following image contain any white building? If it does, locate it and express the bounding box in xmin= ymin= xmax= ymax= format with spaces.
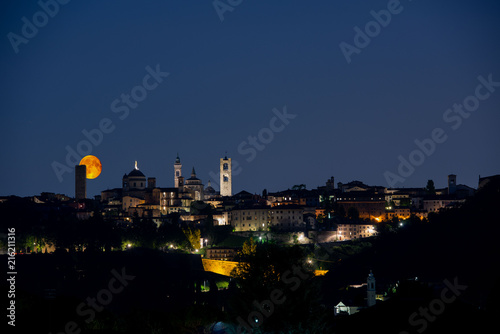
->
xmin=336 ymin=223 xmax=377 ymax=241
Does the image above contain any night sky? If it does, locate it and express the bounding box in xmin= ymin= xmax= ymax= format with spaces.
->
xmin=1 ymin=0 xmax=499 ymax=198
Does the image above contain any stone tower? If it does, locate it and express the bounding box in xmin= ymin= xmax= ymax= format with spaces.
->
xmin=220 ymin=156 xmax=232 ymax=197
xmin=448 ymin=174 xmax=457 ymax=195
xmin=75 ymin=165 xmax=87 ymax=201
xmin=367 ymin=270 xmax=376 ymax=307
xmin=174 ymin=153 xmax=182 ymax=188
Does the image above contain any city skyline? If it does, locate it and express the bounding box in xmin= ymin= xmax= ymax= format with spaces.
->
xmin=1 ymin=0 xmax=499 ymax=197
xmin=2 ymin=2 xmax=500 ymax=332
xmin=88 ymin=153 xmax=492 ymax=199
xmin=0 ymin=149 xmax=492 ymax=198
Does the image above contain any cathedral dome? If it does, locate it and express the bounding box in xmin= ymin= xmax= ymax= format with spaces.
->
xmin=205 ymin=181 xmax=215 ymax=194
xmin=127 ymin=161 xmax=146 ymax=178
xmin=128 ymin=169 xmax=145 ymax=177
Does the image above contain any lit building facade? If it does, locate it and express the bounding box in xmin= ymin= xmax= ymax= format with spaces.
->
xmin=230 ymin=207 xmax=270 ymax=232
xmin=270 ymin=206 xmax=304 ymax=231
xmin=336 ymin=223 xmax=377 ymax=241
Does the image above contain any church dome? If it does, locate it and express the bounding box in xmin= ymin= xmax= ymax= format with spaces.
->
xmin=128 ymin=169 xmax=145 ymax=177
xmin=127 ymin=161 xmax=146 ymax=178
xmin=204 ymin=180 xmax=215 ymax=194
xmin=187 ymin=167 xmax=200 ymax=181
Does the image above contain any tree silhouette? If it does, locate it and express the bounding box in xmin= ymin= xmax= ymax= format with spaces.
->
xmin=425 ymin=179 xmax=436 ymax=195
xmin=347 ymin=207 xmax=359 ymax=221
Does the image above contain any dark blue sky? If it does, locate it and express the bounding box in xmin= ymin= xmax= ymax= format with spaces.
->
xmin=1 ymin=0 xmax=499 ymax=197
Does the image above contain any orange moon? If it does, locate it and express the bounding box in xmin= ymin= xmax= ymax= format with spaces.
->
xmin=79 ymin=155 xmax=102 ymax=179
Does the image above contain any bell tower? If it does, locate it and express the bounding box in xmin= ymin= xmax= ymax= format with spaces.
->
xmin=174 ymin=153 xmax=182 ymax=188
xmin=367 ymin=270 xmax=376 ymax=307
xmin=220 ymin=155 xmax=232 ymax=197
xmin=448 ymin=174 xmax=457 ymax=195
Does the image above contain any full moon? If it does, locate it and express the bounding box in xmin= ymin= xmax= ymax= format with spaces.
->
xmin=79 ymin=155 xmax=102 ymax=179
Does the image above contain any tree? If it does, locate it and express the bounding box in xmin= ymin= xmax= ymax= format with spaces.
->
xmin=400 ymin=198 xmax=411 ymax=207
xmin=334 ymin=203 xmax=346 ymax=219
xmin=347 ymin=207 xmax=359 ymax=221
xmin=183 ymin=227 xmax=201 ymax=250
xmin=190 ymin=201 xmax=211 ymax=215
xmin=157 ymin=221 xmax=185 ymax=248
xmin=128 ymin=218 xmax=159 ymax=249
xmin=425 ymin=179 xmax=436 ymax=195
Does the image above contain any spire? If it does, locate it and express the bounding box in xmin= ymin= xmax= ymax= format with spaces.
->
xmin=191 ymin=167 xmax=196 ymax=177
xmin=175 ymin=153 xmax=180 ymax=164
